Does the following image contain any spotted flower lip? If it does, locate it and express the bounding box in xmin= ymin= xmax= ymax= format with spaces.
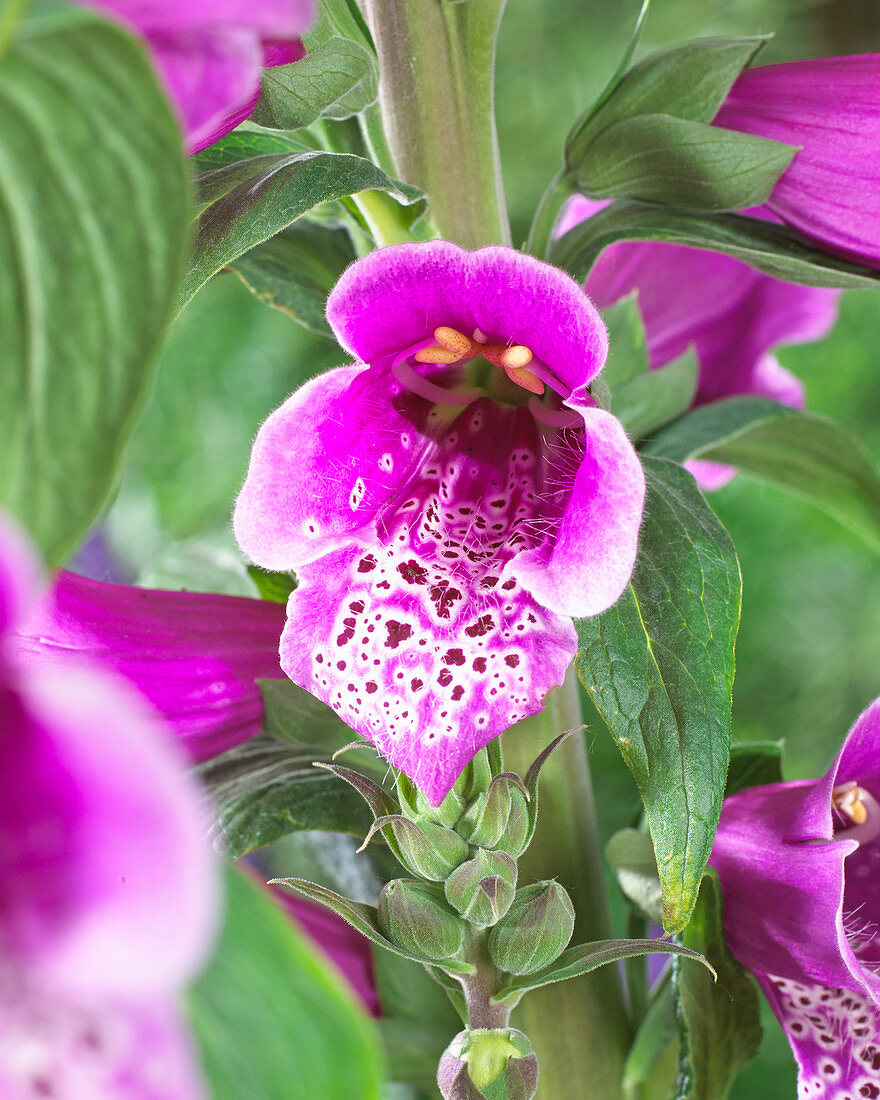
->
xmin=0 ymin=514 xmax=218 ymax=1097
xmin=87 ymin=0 xmax=314 ymax=154
xmin=716 ymin=54 xmax=880 ymax=269
xmin=710 ymin=698 xmax=880 ymax=1098
xmin=234 ymin=241 xmax=645 ymax=805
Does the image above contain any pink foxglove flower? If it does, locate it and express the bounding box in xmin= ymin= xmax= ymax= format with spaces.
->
xmin=0 ymin=516 xmax=218 ymax=1098
xmin=711 ymin=699 xmax=880 ymax=1099
xmin=87 ymin=0 xmax=314 ymax=153
xmin=558 ymin=196 xmax=839 ymax=488
xmin=717 ymin=55 xmax=880 ymax=268
xmin=234 ymin=242 xmax=645 ymax=804
xmin=17 ymin=570 xmax=286 ymax=763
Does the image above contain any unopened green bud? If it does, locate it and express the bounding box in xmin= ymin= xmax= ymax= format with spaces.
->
xmin=378 ymin=879 xmax=464 ymax=961
xmin=438 ymin=1028 xmax=538 ymax=1100
xmin=445 ymin=850 xmax=517 ymax=928
xmin=493 ymin=786 xmax=530 ymax=858
xmin=458 ymin=775 xmax=530 ymax=854
xmin=488 ymin=882 xmax=575 ymax=976
xmin=367 ymin=814 xmax=468 ymax=880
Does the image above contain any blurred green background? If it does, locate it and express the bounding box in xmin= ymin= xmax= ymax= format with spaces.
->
xmin=92 ymin=1 xmax=880 ymax=1093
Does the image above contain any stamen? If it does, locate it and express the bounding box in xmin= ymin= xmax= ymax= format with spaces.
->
xmin=434 ymin=326 xmax=478 ymax=359
xmin=832 ymin=781 xmax=880 ymax=845
xmin=834 ymin=782 xmax=869 ymax=826
xmin=472 ymin=328 xmax=488 ymax=344
xmin=504 ymin=365 xmax=545 ymax=395
xmin=414 ymin=345 xmax=462 ymax=364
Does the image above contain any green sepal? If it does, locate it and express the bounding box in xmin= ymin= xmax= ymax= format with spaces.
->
xmin=600 ymin=294 xmax=649 ymax=389
xmin=613 ymin=348 xmax=698 ymax=440
xmin=360 ymin=814 xmax=469 ymax=881
xmin=487 ymin=882 xmax=575 ymax=977
xmin=445 ymin=850 xmax=518 ymax=928
xmin=456 ymin=772 xmax=530 ymax=853
xmin=313 ymin=762 xmax=400 ymax=818
xmin=246 ymin=564 xmax=296 ymax=603
xmin=271 ymin=877 xmax=474 ymax=974
xmin=378 ymin=879 xmax=464 ymax=962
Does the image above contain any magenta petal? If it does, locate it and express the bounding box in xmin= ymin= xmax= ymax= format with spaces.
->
xmin=6 ymin=666 xmax=218 ymax=998
xmin=15 ymin=572 xmax=286 ymax=763
xmin=683 ymin=459 xmax=737 ymax=492
xmin=717 ymin=55 xmax=880 ymax=267
xmin=0 ymin=989 xmax=206 ymax=1099
xmin=758 ymin=974 xmax=880 ymax=1099
xmin=509 ymin=407 xmax=645 ymax=617
xmin=0 ymin=516 xmax=41 ymax=638
xmin=280 ymin=544 xmax=576 ymax=805
xmin=91 ymin=0 xmax=314 ymax=37
xmin=326 ymin=243 xmax=608 ymax=397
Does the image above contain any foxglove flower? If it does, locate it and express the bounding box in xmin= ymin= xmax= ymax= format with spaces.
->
xmin=716 ymin=55 xmax=880 ymax=268
xmin=16 ymin=570 xmax=286 ymax=762
xmin=558 ymin=196 xmax=839 ymax=487
xmin=711 ymin=699 xmax=880 ymax=1098
xmin=0 ymin=516 xmax=218 ymax=1098
xmin=87 ymin=0 xmax=314 ymax=153
xmin=234 ymin=242 xmax=645 ymax=804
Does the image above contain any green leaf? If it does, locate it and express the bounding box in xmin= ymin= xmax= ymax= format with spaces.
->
xmin=574 ymin=0 xmax=651 ymax=133
xmin=725 ymin=741 xmax=783 ymax=797
xmin=251 ymin=37 xmax=378 ymax=130
xmin=187 ymin=866 xmax=385 ymax=1100
xmin=0 ymin=4 xmax=189 ymax=559
xmin=272 ymin=877 xmax=474 ymax=974
xmin=551 ymin=201 xmax=880 ymax=290
xmin=196 ymin=681 xmax=378 ymax=858
xmin=600 ymin=294 xmax=648 ymax=389
xmin=606 ymin=828 xmax=663 ymax=923
xmin=647 ymin=397 xmax=880 ymax=554
xmin=181 ymin=132 xmax=425 ymax=307
xmin=494 ymin=938 xmax=712 ymax=1004
xmin=230 ymin=221 xmax=356 ymax=336
xmin=613 ymin=348 xmax=698 ymax=440
xmin=576 ymin=457 xmax=741 ymax=932
xmin=246 ymin=564 xmax=297 ymax=603
xmin=673 ymin=871 xmax=762 ymax=1099
xmin=623 ymin=978 xmax=679 ymax=1091
xmin=576 ymin=114 xmax=796 ymax=211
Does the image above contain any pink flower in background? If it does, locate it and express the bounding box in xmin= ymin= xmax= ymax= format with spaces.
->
xmin=17 ymin=570 xmax=286 ymax=763
xmin=717 ymin=54 xmax=880 ymax=268
xmin=558 ymin=196 xmax=840 ymax=488
xmin=711 ymin=699 xmax=880 ymax=1098
xmin=87 ymin=0 xmax=314 ymax=153
xmin=0 ymin=516 xmax=218 ymax=1098
xmin=234 ymin=242 xmax=645 ymax=804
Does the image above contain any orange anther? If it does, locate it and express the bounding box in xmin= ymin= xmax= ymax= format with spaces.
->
xmin=414 ymin=346 xmax=462 ymax=364
xmin=504 ymin=365 xmax=545 ymax=395
xmin=833 ymin=781 xmax=869 ymax=825
xmin=434 ymin=326 xmax=477 ymax=359
xmin=499 ymin=345 xmax=533 ymax=371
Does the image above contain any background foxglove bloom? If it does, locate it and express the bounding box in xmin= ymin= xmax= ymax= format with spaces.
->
xmin=16 ymin=571 xmax=286 ymax=763
xmin=558 ymin=196 xmax=840 ymax=488
xmin=234 ymin=242 xmax=645 ymax=804
xmin=711 ymin=699 xmax=880 ymax=1099
xmin=717 ymin=54 xmax=880 ymax=268
xmin=86 ymin=0 xmax=314 ymax=153
xmin=0 ymin=517 xmax=218 ymax=1098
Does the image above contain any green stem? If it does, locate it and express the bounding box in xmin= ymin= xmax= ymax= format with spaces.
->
xmin=503 ymin=671 xmax=630 ymax=1100
xmin=525 ymin=169 xmax=576 ymax=259
xmin=358 ymin=0 xmax=510 ymax=248
xmin=0 ymin=0 xmax=27 ymax=56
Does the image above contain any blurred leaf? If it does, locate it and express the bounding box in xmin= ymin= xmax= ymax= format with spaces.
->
xmin=673 ymin=871 xmax=762 ymax=1100
xmin=247 ymin=564 xmax=297 ymax=603
xmin=182 ymin=132 xmax=425 ymax=306
xmin=600 ymin=294 xmax=648 ymax=389
xmin=0 ymin=4 xmax=188 ymax=559
xmin=551 ymin=201 xmax=880 ymax=290
xmin=647 ymin=397 xmax=880 ymax=554
xmin=606 ymin=828 xmax=663 ymax=923
xmin=252 ymin=37 xmax=378 ymax=130
xmin=576 ymin=458 xmax=741 ymax=932
xmin=614 ymin=348 xmax=698 ymax=440
xmin=726 ymin=741 xmax=783 ymax=797
xmin=624 ymin=977 xmax=679 ymax=1092
xmin=575 ymin=114 xmax=796 ymax=210
xmin=572 ymin=0 xmax=651 ymax=134
xmin=197 ymin=680 xmax=375 ymax=858
xmin=230 ymin=221 xmax=356 ymax=336
xmin=187 ymin=866 xmax=385 ymax=1100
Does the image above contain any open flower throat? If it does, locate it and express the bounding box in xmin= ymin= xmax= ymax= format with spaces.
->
xmin=234 ymin=242 xmax=646 ymax=804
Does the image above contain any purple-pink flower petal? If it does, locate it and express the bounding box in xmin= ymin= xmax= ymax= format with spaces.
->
xmin=716 ymin=54 xmax=880 ymax=267
xmin=15 ymin=571 xmax=286 ymax=763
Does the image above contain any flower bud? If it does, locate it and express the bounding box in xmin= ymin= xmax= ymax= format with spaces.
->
xmin=438 ymin=1029 xmax=538 ymax=1100
xmin=458 ymin=775 xmax=530 ymax=855
xmin=378 ymin=879 xmax=464 ymax=961
xmin=488 ymin=882 xmax=575 ymax=976
xmin=444 ymin=849 xmax=517 ymax=928
xmin=368 ymin=813 xmax=469 ymax=881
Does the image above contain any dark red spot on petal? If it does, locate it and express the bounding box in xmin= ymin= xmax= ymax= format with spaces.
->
xmin=443 ymin=649 xmax=465 ymax=666
xmin=384 ymin=621 xmax=413 ymax=649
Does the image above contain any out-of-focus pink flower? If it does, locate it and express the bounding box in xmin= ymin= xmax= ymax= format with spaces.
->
xmin=557 ymin=196 xmax=840 ymax=489
xmin=716 ymin=54 xmax=880 ymax=268
xmin=16 ymin=570 xmax=287 ymax=763
xmin=86 ymin=0 xmax=313 ymax=153
xmin=0 ymin=515 xmax=218 ymax=1098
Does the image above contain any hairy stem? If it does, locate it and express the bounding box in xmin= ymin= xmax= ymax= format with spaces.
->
xmin=358 ymin=0 xmax=510 ymax=248
xmin=503 ymin=671 xmax=630 ymax=1100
